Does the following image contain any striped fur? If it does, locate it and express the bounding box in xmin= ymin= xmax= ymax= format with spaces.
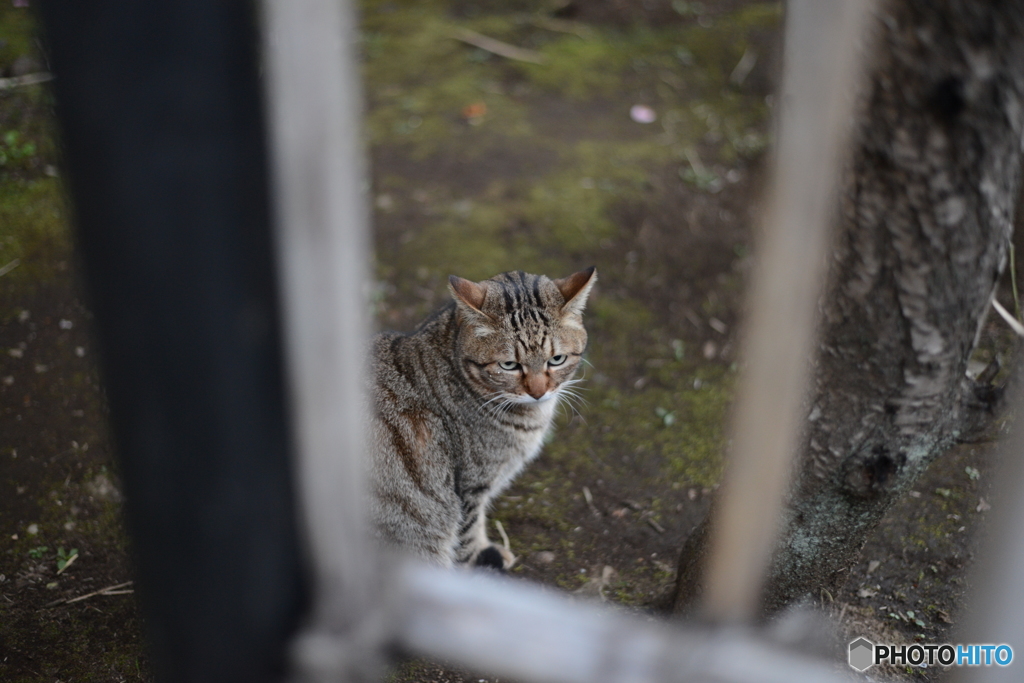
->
xmin=369 ymin=268 xmax=596 ymax=568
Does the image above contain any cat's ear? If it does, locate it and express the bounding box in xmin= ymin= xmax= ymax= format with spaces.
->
xmin=554 ymin=266 xmax=597 ymax=316
xmin=448 ymin=275 xmax=491 ymax=317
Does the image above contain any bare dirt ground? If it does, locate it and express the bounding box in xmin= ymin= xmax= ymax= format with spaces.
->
xmin=0 ymin=1 xmax=1017 ymax=681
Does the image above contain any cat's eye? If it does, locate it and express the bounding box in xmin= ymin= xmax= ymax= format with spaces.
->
xmin=548 ymin=354 xmax=568 ymax=367
xmin=498 ymin=361 xmax=520 ymax=371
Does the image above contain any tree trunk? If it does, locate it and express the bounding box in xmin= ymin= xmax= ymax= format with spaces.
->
xmin=671 ymin=0 xmax=1024 ymax=615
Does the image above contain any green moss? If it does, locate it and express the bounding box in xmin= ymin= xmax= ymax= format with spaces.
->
xmin=362 ymin=4 xmax=535 ymax=158
xmin=360 ymin=0 xmax=776 ymax=613
xmin=515 ymin=4 xmax=781 ymax=101
xmin=543 ymin=364 xmax=731 ymax=489
xmin=0 ymin=178 xmax=71 ymax=307
xmin=0 ymin=4 xmax=36 ymax=71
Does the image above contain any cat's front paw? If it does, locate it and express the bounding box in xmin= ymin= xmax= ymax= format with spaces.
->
xmin=473 ymin=544 xmax=515 ymax=571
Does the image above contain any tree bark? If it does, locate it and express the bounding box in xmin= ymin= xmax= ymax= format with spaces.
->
xmin=671 ymin=0 xmax=1024 ymax=616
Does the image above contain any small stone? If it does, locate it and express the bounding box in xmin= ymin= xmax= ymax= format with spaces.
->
xmin=2 ymin=376 xmax=13 ymax=386
xmin=977 ymin=497 xmax=991 ymax=512
xmin=26 ymin=523 xmax=39 ymax=535
xmin=75 ymin=346 xmax=86 ymax=357
xmin=8 ymin=348 xmax=23 ymax=358
xmin=535 ymin=551 xmax=555 ymax=564
xmin=86 ymin=474 xmax=122 ymax=502
xmin=629 ymin=104 xmax=657 ymax=124
xmin=687 ymin=488 xmax=698 ymax=500
xmin=702 ymin=341 xmax=717 ymax=359
xmin=59 ymin=319 xmax=73 ymax=330
xmin=867 ymin=560 xmax=881 ymax=574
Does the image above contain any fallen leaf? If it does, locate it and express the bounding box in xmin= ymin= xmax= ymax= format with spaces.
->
xmin=462 ymin=102 xmax=487 ymax=120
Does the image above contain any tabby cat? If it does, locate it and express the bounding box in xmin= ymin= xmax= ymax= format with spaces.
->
xmin=369 ymin=267 xmax=596 ymax=569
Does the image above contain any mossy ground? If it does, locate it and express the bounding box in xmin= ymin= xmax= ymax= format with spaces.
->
xmin=365 ymin=2 xmax=777 ymax=650
xmin=0 ymin=1 xmax=1012 ymax=682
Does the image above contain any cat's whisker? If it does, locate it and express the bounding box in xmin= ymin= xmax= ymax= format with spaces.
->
xmin=559 ymin=378 xmax=588 ymax=393
xmin=479 ymin=393 xmax=507 ymax=413
xmin=485 ymin=401 xmax=512 ymax=421
xmin=491 ymin=397 xmax=515 ymax=420
xmin=554 ymin=388 xmax=587 ymax=423
xmin=561 ymin=402 xmax=585 ymax=423
xmin=559 ymin=391 xmax=587 ymax=406
xmin=556 ymin=384 xmax=589 ymax=407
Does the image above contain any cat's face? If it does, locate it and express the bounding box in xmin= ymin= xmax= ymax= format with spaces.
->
xmin=448 ymin=268 xmax=596 ymax=406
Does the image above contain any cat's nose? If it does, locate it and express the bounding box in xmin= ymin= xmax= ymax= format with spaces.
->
xmin=525 ymin=373 xmax=547 ymax=399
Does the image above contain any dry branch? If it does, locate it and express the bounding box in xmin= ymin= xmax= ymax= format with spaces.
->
xmin=450 ymin=28 xmax=545 ymax=64
xmin=0 ymin=72 xmax=53 ymax=90
xmin=44 ymin=581 xmax=134 ymax=608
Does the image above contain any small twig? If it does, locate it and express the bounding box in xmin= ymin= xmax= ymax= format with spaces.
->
xmin=582 ymin=486 xmax=601 ymax=517
xmin=493 ymin=520 xmax=517 ymax=570
xmin=992 ymin=298 xmax=1024 ymax=336
xmin=45 ymin=580 xmax=134 ymax=607
xmin=494 ymin=519 xmax=511 ymax=552
xmin=683 ymin=146 xmax=708 ymax=176
xmin=56 ymin=552 xmax=78 ymax=575
xmin=729 ymin=47 xmax=758 ymax=85
xmin=451 ymin=28 xmax=545 ymax=65
xmin=646 ymin=518 xmax=666 ymax=534
xmin=0 ymin=72 xmax=53 ymax=91
xmin=1011 ymin=243 xmax=1022 ymax=321
xmin=0 ymin=259 xmax=20 ymax=278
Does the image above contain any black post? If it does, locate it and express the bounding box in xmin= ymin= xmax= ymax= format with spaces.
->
xmin=35 ymin=3 xmax=307 ymax=682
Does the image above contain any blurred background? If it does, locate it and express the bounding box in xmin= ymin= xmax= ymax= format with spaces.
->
xmin=0 ymin=1 xmax=1008 ymax=681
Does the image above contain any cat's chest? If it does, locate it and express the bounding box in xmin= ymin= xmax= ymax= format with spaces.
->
xmin=472 ymin=400 xmax=555 ymax=464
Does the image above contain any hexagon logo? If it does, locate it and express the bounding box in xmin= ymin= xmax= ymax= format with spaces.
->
xmin=849 ymin=637 xmax=875 ymax=671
